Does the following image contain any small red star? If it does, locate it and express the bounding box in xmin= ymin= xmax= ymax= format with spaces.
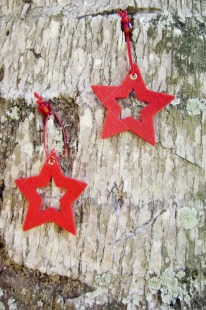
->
xmin=92 ymin=63 xmax=175 ymax=145
xmin=15 ymin=150 xmax=87 ymax=235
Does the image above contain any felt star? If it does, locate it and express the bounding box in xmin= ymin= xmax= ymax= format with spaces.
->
xmin=15 ymin=150 xmax=87 ymax=235
xmin=92 ymin=63 xmax=175 ymax=145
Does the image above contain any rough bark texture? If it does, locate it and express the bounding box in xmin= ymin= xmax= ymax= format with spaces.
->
xmin=0 ymin=0 xmax=206 ymax=309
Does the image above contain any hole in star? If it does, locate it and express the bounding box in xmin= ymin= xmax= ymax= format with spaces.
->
xmin=117 ymin=90 xmax=147 ymax=121
xmin=37 ymin=178 xmax=66 ymax=212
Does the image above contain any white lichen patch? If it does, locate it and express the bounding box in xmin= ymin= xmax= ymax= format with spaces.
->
xmin=7 ymin=297 xmax=18 ymax=310
xmin=181 ymin=207 xmax=198 ymax=230
xmin=160 ymin=13 xmax=176 ymax=27
xmin=147 ymin=276 xmax=161 ymax=293
xmin=37 ymin=300 xmax=43 ymax=307
xmin=94 ymin=272 xmax=112 ymax=289
xmin=170 ymin=97 xmax=181 ymax=107
xmin=122 ymin=296 xmax=140 ymax=309
xmin=186 ymin=98 xmax=206 ymax=116
xmin=6 ymin=106 xmax=20 ymax=121
xmin=147 ymin=269 xmax=191 ymax=307
xmin=0 ymin=115 xmax=6 ymax=124
xmin=176 ymin=270 xmax=185 ymax=279
xmin=156 ymin=13 xmax=206 ymax=35
xmin=170 ymin=97 xmax=206 ymax=116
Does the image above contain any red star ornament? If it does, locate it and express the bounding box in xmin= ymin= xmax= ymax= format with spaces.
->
xmin=91 ymin=63 xmax=175 ymax=145
xmin=15 ymin=150 xmax=87 ymax=235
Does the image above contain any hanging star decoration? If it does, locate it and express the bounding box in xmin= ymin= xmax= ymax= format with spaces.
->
xmin=92 ymin=63 xmax=175 ymax=145
xmin=15 ymin=150 xmax=87 ymax=234
xmin=91 ymin=10 xmax=175 ymax=145
xmin=15 ymin=92 xmax=87 ymax=234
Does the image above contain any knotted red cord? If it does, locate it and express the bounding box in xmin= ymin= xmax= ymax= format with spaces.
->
xmin=34 ymin=92 xmax=67 ymax=161
xmin=118 ymin=10 xmax=136 ymax=76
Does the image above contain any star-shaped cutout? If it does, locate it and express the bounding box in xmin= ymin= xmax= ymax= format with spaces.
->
xmin=15 ymin=150 xmax=87 ymax=235
xmin=92 ymin=63 xmax=175 ymax=145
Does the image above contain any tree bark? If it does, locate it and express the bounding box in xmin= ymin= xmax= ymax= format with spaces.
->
xmin=0 ymin=0 xmax=206 ymax=309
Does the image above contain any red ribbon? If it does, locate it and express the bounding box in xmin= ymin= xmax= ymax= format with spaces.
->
xmin=34 ymin=92 xmax=67 ymax=161
xmin=118 ymin=10 xmax=135 ymax=75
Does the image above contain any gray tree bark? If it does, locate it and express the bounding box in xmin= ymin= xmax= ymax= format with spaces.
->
xmin=0 ymin=0 xmax=206 ymax=309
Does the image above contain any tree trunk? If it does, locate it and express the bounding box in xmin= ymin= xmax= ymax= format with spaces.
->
xmin=0 ymin=0 xmax=206 ymax=309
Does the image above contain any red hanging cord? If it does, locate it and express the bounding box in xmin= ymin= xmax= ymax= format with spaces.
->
xmin=118 ymin=10 xmax=136 ymax=77
xmin=34 ymin=92 xmax=67 ymax=161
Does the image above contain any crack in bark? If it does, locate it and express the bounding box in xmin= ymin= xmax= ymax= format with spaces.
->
xmin=174 ymin=152 xmax=202 ymax=169
xmin=158 ymin=142 xmax=203 ymax=169
xmin=0 ymin=66 xmax=4 ymax=82
xmin=28 ymin=48 xmax=43 ymax=59
xmin=112 ymin=209 xmax=167 ymax=244
xmin=0 ymin=4 xmax=161 ymax=21
xmin=0 ymin=179 xmax=5 ymax=201
xmin=78 ymin=6 xmax=161 ymax=20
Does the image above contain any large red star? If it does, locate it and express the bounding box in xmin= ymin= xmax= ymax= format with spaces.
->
xmin=15 ymin=150 xmax=87 ymax=235
xmin=92 ymin=63 xmax=175 ymax=145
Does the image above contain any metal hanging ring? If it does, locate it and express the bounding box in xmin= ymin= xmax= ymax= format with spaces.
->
xmin=48 ymin=156 xmax=56 ymax=165
xmin=130 ymin=73 xmax=137 ymax=80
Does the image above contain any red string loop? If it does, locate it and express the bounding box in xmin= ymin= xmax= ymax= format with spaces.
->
xmin=34 ymin=92 xmax=67 ymax=161
xmin=118 ymin=10 xmax=135 ymax=76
